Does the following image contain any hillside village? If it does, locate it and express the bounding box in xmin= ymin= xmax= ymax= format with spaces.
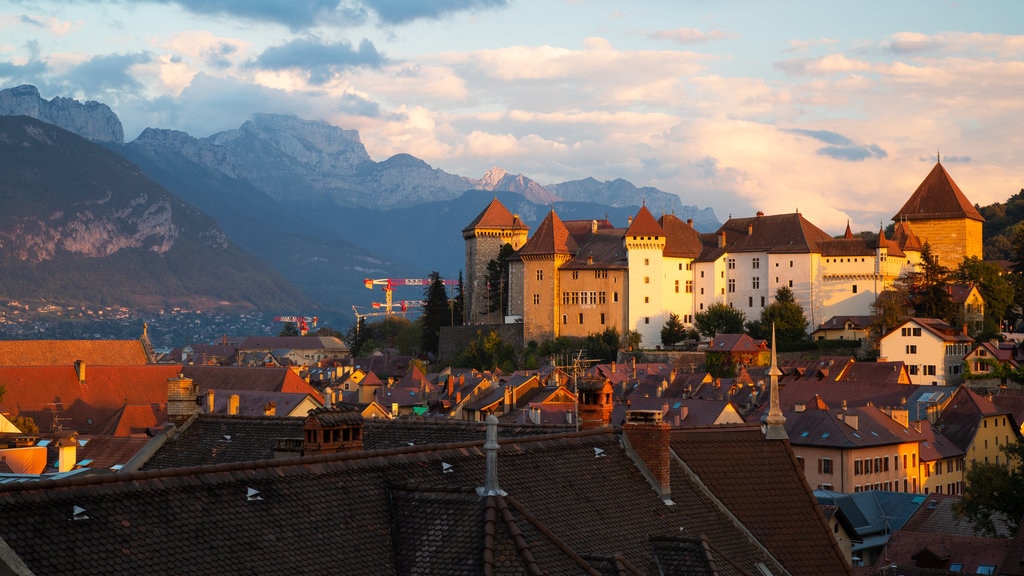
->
xmin=2 ymin=161 xmax=1024 ymax=575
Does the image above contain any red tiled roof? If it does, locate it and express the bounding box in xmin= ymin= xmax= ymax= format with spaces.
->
xmin=462 ymin=197 xmax=529 ymax=232
xmin=659 ymin=214 xmax=703 ymax=258
xmin=0 ymin=365 xmax=181 ymax=435
xmin=0 ymin=339 xmax=151 ymax=366
xmin=625 ymin=204 xmax=664 ymax=238
xmin=673 ymin=425 xmax=853 ymax=575
xmin=893 ymin=162 xmax=984 ymax=223
xmin=891 ymin=220 xmax=923 ymax=252
xmin=517 ymin=209 xmax=578 ymax=256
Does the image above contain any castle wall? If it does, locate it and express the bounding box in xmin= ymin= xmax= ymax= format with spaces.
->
xmin=905 ymin=218 xmax=982 ymax=267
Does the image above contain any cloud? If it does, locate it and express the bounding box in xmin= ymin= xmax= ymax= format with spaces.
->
xmin=783 ymin=128 xmax=853 ymax=146
xmin=156 ymin=0 xmax=363 ymax=31
xmin=64 ymin=52 xmax=151 ymax=94
xmin=817 ymin=143 xmax=887 ymax=161
xmin=364 ymin=0 xmax=511 ymax=25
xmin=774 ymin=53 xmax=873 ymax=76
xmin=254 ymin=38 xmax=386 ymax=84
xmin=646 ymin=27 xmax=731 ymax=44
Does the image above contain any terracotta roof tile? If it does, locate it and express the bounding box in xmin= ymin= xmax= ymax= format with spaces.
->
xmin=463 ymin=197 xmax=530 ymax=233
xmin=658 ymin=214 xmax=703 ymax=258
xmin=517 ymin=210 xmax=577 ymax=256
xmin=893 ymin=162 xmax=984 ymax=222
xmin=0 ymin=339 xmax=151 ymax=366
xmin=624 ymin=205 xmax=663 ymax=238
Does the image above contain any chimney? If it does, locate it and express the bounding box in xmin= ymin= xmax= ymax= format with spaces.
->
xmin=748 ymin=223 xmax=753 ymax=235
xmin=591 ymin=219 xmax=598 ymax=234
xmin=74 ymin=360 xmax=86 ymax=383
xmin=756 ymin=211 xmax=764 ymax=217
xmin=228 ymin=394 xmax=240 ymax=416
xmin=503 ymin=386 xmax=512 ymax=414
xmin=669 ymin=369 xmax=677 ymax=383
xmin=166 ymin=374 xmax=199 ymax=426
xmin=587 ymin=256 xmax=594 ymax=265
xmin=627 ymin=215 xmax=633 ymax=226
xmin=477 ymin=414 xmax=506 ymax=496
xmin=687 ymin=218 xmax=693 ymax=227
xmin=611 ymin=361 xmax=617 ymax=374
xmin=263 ymin=402 xmax=276 ymax=417
xmin=623 ymin=410 xmax=672 ymax=502
xmin=718 ymin=231 xmax=726 ymax=248
xmin=56 ymin=433 xmax=78 ymax=472
xmin=324 ymin=386 xmax=333 ymax=409
xmin=206 ymin=391 xmax=215 ymax=413
xmin=631 ymin=356 xmax=637 ymax=379
xmin=447 ymin=375 xmax=455 ymax=398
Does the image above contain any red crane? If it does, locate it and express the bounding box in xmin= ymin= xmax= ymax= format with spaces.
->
xmin=273 ymin=315 xmax=318 ymax=335
xmin=363 ymin=277 xmax=457 ymax=317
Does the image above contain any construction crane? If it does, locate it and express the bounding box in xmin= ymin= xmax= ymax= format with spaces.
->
xmin=364 ymin=278 xmax=457 ymax=317
xmin=273 ymin=315 xmax=318 ymax=335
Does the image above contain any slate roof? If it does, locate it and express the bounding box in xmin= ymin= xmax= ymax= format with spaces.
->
xmin=914 ymin=419 xmax=963 ymax=463
xmin=560 ymin=231 xmax=629 ymax=270
xmin=237 ymin=336 xmax=348 ymax=353
xmin=0 ymin=339 xmax=152 ymax=366
xmin=701 ymin=212 xmax=833 ymax=259
xmin=517 ymin=209 xmax=578 ymax=256
xmin=462 ymin=197 xmax=529 ymax=233
xmin=934 ymin=386 xmax=1009 ymax=452
xmin=893 ymin=161 xmax=984 ymax=223
xmin=815 ymin=316 xmax=873 ymax=332
xmin=707 ymin=333 xmax=766 ymax=353
xmin=0 ymin=425 xmax=838 ymax=575
xmin=140 ymin=415 xmax=575 ymax=470
xmin=819 ymin=237 xmax=876 ymax=257
xmin=783 ymin=403 xmax=926 ymax=448
xmin=900 ymin=493 xmax=1012 ymax=538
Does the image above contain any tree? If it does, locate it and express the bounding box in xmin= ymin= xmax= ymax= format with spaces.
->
xmin=343 ymin=317 xmax=368 ymax=357
xmin=660 ymin=313 xmax=688 ymax=347
xmin=278 ymin=322 xmax=299 ymax=337
xmin=952 ymin=256 xmax=1015 ymax=338
xmin=746 ymin=287 xmax=808 ymax=343
xmin=11 ymin=415 xmax=38 ymax=435
xmin=906 ymin=243 xmax=956 ymax=323
xmin=452 ymin=271 xmax=466 ymax=326
xmin=622 ymin=330 xmax=643 ymax=354
xmin=419 ymin=271 xmax=452 ymax=357
xmin=486 ymin=243 xmax=515 ymax=318
xmin=584 ymin=327 xmax=621 ymax=362
xmin=694 ymin=303 xmax=745 ymax=339
xmin=955 ymin=440 xmax=1024 ymax=536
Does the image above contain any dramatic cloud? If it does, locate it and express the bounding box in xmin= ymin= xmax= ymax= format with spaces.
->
xmin=255 ymin=38 xmax=386 ymax=83
xmin=65 ymin=52 xmax=151 ymax=94
xmin=158 ymin=0 xmax=364 ymax=30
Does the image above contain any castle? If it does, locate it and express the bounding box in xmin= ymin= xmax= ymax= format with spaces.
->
xmin=463 ymin=161 xmax=984 ymax=346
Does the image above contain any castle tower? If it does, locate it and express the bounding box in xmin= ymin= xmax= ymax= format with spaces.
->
xmin=892 ymin=161 xmax=984 ymax=267
xmin=516 ymin=209 xmax=577 ymax=343
xmin=624 ymin=205 xmax=667 ymax=345
xmin=462 ymin=198 xmax=529 ymax=325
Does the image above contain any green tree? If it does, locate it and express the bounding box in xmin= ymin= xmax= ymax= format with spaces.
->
xmin=952 ymin=256 xmax=1015 ymax=338
xmin=907 ymin=243 xmax=956 ymax=322
xmin=486 ymin=243 xmax=515 ymax=317
xmin=419 ymin=271 xmax=451 ymax=357
xmin=746 ymin=287 xmax=808 ymax=343
xmin=954 ymin=440 xmax=1024 ymax=536
xmin=660 ymin=313 xmax=688 ymax=347
xmin=11 ymin=415 xmax=38 ymax=435
xmin=584 ymin=327 xmax=621 ymax=362
xmin=455 ymin=330 xmax=517 ymax=372
xmin=694 ymin=302 xmax=746 ymax=338
xmin=278 ymin=322 xmax=300 ymax=337
xmin=453 ymin=271 xmax=466 ymax=326
xmin=622 ymin=330 xmax=643 ymax=354
xmin=343 ymin=317 xmax=368 ymax=357
xmin=355 ymin=316 xmax=418 ymax=356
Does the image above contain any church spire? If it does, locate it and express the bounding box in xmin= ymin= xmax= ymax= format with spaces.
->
xmin=764 ymin=324 xmax=787 ymax=440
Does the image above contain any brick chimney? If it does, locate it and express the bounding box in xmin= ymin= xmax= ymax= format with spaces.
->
xmin=166 ymin=374 xmax=198 ymax=426
xmin=74 ymin=360 xmax=86 ymax=384
xmin=623 ymin=410 xmax=672 ymax=502
xmin=578 ymin=379 xmax=613 ymax=430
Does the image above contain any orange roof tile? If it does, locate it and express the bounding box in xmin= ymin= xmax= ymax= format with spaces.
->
xmin=625 ymin=204 xmax=664 ymax=238
xmin=462 ymin=197 xmax=529 ymax=232
xmin=893 ymin=162 xmax=984 ymax=222
xmin=517 ymin=209 xmax=577 ymax=256
xmin=0 ymin=339 xmax=151 ymax=366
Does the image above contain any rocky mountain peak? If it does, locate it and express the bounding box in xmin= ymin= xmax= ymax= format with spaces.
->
xmin=479 ymin=167 xmax=509 ymax=189
xmin=0 ymin=84 xmax=124 ymax=144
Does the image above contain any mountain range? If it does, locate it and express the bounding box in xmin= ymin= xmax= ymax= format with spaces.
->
xmin=0 ymin=84 xmax=720 ymax=327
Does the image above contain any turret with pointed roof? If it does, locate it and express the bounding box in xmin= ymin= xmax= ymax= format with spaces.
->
xmin=463 ymin=197 xmax=530 ymax=325
xmin=892 ymin=161 xmax=983 ymax=265
xmin=517 ymin=209 xmax=579 ymax=343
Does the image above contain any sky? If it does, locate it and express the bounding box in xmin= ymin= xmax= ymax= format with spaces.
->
xmin=2 ymin=0 xmax=1022 ymax=234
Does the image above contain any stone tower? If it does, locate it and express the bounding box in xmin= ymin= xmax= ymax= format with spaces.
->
xmin=892 ymin=160 xmax=984 ymax=267
xmin=462 ymin=198 xmax=529 ymax=325
xmin=516 ymin=209 xmax=577 ymax=343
